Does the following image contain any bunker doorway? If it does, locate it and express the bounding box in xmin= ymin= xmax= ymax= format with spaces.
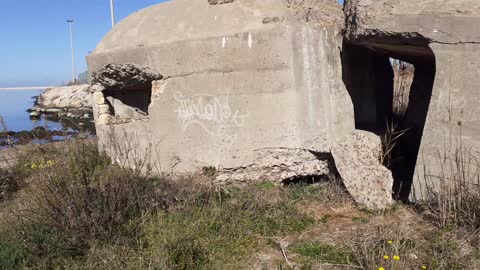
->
xmin=103 ymin=84 xmax=152 ymax=120
xmin=341 ymin=41 xmax=436 ymax=201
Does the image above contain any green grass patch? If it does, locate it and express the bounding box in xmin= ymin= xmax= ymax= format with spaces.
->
xmin=291 ymin=240 xmax=356 ymax=266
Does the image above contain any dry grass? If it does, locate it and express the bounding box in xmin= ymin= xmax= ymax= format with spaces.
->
xmin=416 ymin=137 xmax=480 ymax=236
xmin=380 ymin=121 xmax=408 ymax=169
xmin=0 ymin=140 xmax=334 ymax=269
xmin=0 ymin=139 xmax=478 ymax=269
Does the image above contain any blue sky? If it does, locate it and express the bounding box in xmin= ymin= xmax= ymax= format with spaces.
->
xmin=0 ymin=0 xmax=344 ymax=87
xmin=0 ymin=0 xmax=165 ymax=87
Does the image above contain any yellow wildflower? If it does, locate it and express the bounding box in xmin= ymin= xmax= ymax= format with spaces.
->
xmin=383 ymin=255 xmax=390 ymax=260
xmin=387 ymin=240 xmax=393 ymax=245
xmin=30 ymin=163 xmax=38 ymax=169
xmin=393 ymin=255 xmax=400 ymax=261
xmin=379 ymin=267 xmax=385 ymax=270
xmin=421 ymin=266 xmax=427 ymax=269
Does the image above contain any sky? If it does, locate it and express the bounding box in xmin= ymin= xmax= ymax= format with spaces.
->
xmin=0 ymin=0 xmax=166 ymax=87
xmin=0 ymin=0 xmax=344 ymax=87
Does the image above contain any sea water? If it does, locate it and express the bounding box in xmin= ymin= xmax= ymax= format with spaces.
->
xmin=0 ymin=90 xmax=63 ymax=132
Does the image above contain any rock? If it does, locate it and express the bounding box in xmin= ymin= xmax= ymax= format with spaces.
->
xmin=29 ymin=111 xmax=41 ymax=120
xmin=215 ymin=148 xmax=333 ymax=185
xmin=332 ymin=131 xmax=394 ymax=210
xmin=31 ymin=84 xmax=93 ymax=120
xmin=44 ymin=108 xmax=63 ymax=114
xmin=38 ymin=85 xmax=91 ymax=109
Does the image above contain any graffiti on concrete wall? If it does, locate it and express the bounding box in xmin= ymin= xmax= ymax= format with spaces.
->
xmin=173 ymin=92 xmax=248 ymax=142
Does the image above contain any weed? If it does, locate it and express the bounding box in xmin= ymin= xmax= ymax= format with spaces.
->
xmin=257 ymin=181 xmax=275 ymax=190
xmin=291 ymin=241 xmax=356 ymax=265
xmin=320 ymin=214 xmax=331 ymax=224
xmin=0 ymin=168 xmax=19 ymax=201
xmin=351 ymin=217 xmax=370 ymax=224
xmin=201 ymin=166 xmax=217 ymax=177
xmin=0 ymin=237 xmax=27 ymax=270
xmin=416 ymin=134 xmax=480 ymax=234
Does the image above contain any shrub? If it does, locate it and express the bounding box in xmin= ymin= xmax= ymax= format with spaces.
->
xmin=3 ymin=141 xmax=161 ymax=263
xmin=0 ymin=168 xmax=19 ymax=201
xmin=0 ymin=140 xmax=343 ymax=269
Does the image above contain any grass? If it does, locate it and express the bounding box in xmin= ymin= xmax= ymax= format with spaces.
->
xmin=0 ymin=130 xmax=479 ymax=269
xmin=0 ymin=140 xmax=326 ymax=269
xmin=286 ymin=226 xmax=474 ymax=270
xmin=290 ymin=241 xmax=356 ymax=266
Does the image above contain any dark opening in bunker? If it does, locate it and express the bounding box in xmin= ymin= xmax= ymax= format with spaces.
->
xmin=341 ymin=38 xmax=436 ymax=201
xmin=103 ymin=83 xmax=152 ymax=120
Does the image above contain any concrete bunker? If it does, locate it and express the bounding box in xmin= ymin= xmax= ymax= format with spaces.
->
xmin=87 ymin=0 xmax=399 ymax=210
xmin=341 ymin=36 xmax=436 ymax=201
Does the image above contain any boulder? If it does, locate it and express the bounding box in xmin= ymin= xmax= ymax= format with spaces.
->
xmin=332 ymin=131 xmax=394 ymax=210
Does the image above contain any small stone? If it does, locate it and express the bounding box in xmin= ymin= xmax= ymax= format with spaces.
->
xmin=29 ymin=111 xmax=41 ymax=120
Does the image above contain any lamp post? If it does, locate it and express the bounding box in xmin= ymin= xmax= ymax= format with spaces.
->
xmin=110 ymin=0 xmax=116 ymax=27
xmin=66 ymin=19 xmax=76 ymax=83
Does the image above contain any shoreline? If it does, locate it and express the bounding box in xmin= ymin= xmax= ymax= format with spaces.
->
xmin=28 ymin=84 xmax=93 ymax=121
xmin=1 ymin=84 xmax=95 ymax=147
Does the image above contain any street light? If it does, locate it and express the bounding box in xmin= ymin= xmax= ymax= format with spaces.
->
xmin=110 ymin=0 xmax=116 ymax=27
xmin=66 ymin=19 xmax=76 ymax=83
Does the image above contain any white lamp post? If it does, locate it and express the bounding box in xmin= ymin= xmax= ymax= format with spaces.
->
xmin=110 ymin=0 xmax=116 ymax=27
xmin=66 ymin=19 xmax=76 ymax=83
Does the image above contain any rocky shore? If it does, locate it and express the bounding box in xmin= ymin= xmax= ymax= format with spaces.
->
xmin=0 ymin=127 xmax=78 ymax=147
xmin=28 ymin=84 xmax=93 ymax=120
xmin=0 ymin=85 xmax=95 ymax=148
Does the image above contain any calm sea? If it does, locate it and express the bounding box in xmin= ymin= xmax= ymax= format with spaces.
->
xmin=0 ymin=90 xmax=63 ymax=132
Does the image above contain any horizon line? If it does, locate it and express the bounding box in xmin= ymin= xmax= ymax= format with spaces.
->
xmin=0 ymin=86 xmax=56 ymax=91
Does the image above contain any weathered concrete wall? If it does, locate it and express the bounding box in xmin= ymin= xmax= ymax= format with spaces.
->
xmin=89 ymin=21 xmax=353 ymax=169
xmin=87 ymin=0 xmax=396 ymax=209
xmin=344 ymin=0 xmax=480 ymax=200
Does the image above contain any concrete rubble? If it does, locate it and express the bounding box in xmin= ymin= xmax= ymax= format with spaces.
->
xmin=86 ymin=0 xmax=480 ymax=209
xmin=215 ymin=148 xmax=333 ymax=186
xmin=91 ymin=63 xmax=163 ymax=91
xmin=332 ymin=131 xmax=394 ymax=209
